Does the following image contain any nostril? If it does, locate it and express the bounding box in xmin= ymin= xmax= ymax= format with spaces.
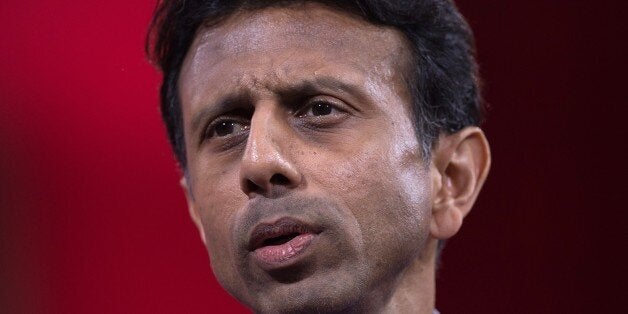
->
xmin=245 ymin=179 xmax=262 ymax=194
xmin=242 ymin=173 xmax=294 ymax=197
xmin=270 ymin=173 xmax=290 ymax=186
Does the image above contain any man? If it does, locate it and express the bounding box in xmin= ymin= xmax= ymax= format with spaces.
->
xmin=147 ymin=0 xmax=490 ymax=313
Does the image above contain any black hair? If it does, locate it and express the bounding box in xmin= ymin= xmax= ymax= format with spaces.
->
xmin=147 ymin=0 xmax=482 ymax=169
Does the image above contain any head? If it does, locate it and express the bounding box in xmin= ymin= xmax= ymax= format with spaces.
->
xmin=148 ymin=0 xmax=490 ymax=313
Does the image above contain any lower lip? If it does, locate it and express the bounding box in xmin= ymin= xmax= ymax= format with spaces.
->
xmin=252 ymin=233 xmax=316 ymax=267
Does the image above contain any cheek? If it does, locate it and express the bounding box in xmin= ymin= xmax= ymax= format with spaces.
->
xmin=189 ymin=165 xmax=249 ymax=295
xmin=356 ymin=149 xmax=431 ymax=233
xmin=197 ymin=197 xmax=255 ymax=305
xmin=308 ymin=128 xmax=432 ymax=258
xmin=354 ymin=149 xmax=432 ymax=271
xmin=196 ymin=190 xmax=236 ymax=264
xmin=190 ymin=160 xmax=242 ymax=235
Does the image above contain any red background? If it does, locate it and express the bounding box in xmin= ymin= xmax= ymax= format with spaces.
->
xmin=1 ymin=1 xmax=626 ymax=313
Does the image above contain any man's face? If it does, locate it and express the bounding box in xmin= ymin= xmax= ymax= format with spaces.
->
xmin=178 ymin=3 xmax=435 ymax=312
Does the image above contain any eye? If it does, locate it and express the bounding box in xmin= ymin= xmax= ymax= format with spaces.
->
xmin=308 ymin=102 xmax=333 ymax=116
xmin=297 ymin=99 xmax=342 ymax=118
xmin=205 ymin=119 xmax=249 ymax=139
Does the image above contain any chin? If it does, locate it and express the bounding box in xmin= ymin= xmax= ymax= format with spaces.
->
xmin=219 ymin=260 xmax=374 ymax=314
xmin=249 ymin=276 xmax=366 ymax=314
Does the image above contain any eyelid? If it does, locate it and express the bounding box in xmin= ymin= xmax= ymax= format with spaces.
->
xmin=198 ymin=106 xmax=254 ymax=141
xmin=203 ymin=115 xmax=250 ymax=140
xmin=294 ymin=96 xmax=349 ymax=116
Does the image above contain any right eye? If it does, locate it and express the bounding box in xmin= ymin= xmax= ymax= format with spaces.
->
xmin=205 ymin=119 xmax=250 ymax=139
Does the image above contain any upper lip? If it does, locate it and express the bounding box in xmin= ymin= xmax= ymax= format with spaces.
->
xmin=248 ymin=217 xmax=320 ymax=251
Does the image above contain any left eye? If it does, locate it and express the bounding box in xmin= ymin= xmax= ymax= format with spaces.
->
xmin=297 ymin=101 xmax=339 ymax=117
xmin=309 ymin=102 xmax=333 ymax=116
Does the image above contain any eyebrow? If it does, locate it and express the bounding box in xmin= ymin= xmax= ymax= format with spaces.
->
xmin=278 ymin=77 xmax=366 ymax=99
xmin=190 ymin=76 xmax=367 ymax=134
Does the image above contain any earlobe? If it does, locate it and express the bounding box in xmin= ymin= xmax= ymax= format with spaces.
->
xmin=180 ymin=177 xmax=207 ymax=244
xmin=430 ymin=127 xmax=491 ymax=239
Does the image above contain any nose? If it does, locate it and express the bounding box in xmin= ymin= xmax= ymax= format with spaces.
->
xmin=239 ymin=104 xmax=302 ymax=198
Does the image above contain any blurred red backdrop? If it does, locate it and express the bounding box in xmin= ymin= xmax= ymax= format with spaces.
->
xmin=1 ymin=1 xmax=626 ymax=313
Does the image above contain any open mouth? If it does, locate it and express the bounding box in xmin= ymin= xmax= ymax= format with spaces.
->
xmin=248 ymin=218 xmax=320 ymax=267
xmin=261 ymin=232 xmax=301 ymax=246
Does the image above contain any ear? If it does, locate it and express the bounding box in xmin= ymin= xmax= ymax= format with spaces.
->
xmin=180 ymin=176 xmax=206 ymax=244
xmin=429 ymin=127 xmax=491 ymax=239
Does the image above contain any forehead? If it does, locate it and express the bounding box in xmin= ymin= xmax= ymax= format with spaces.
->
xmin=179 ymin=3 xmax=412 ymax=97
xmin=194 ymin=4 xmax=399 ymax=55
